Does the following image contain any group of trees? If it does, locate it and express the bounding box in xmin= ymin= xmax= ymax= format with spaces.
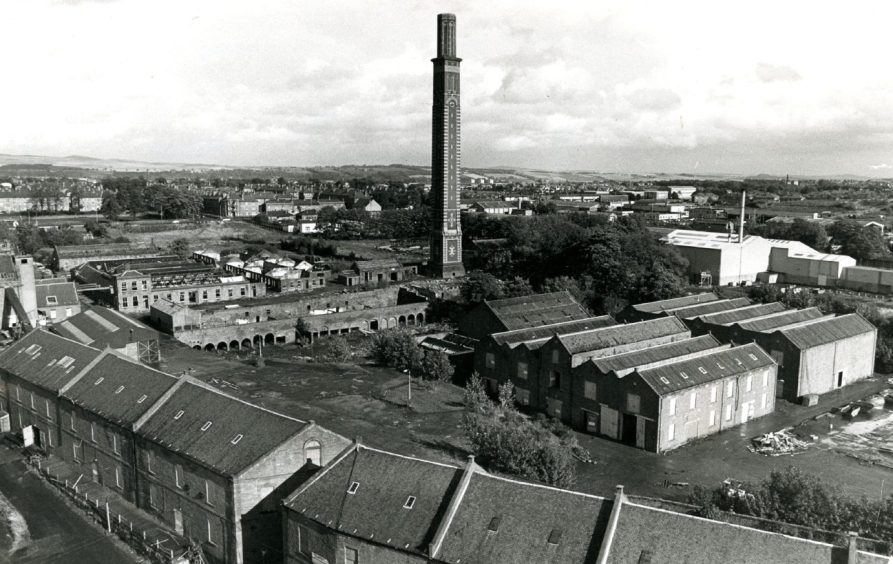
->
xmin=101 ymin=177 xmax=202 ymax=220
xmin=315 ymin=206 xmax=431 ymax=239
xmin=370 ymin=328 xmax=454 ymax=387
xmin=463 ymin=374 xmax=579 ymax=488
xmin=745 ymin=218 xmax=891 ymax=263
xmin=462 ymin=213 xmax=690 ymax=313
xmin=690 ymin=467 xmax=893 ymax=552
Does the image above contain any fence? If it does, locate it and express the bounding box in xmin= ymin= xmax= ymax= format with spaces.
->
xmin=25 ymin=455 xmax=205 ymax=564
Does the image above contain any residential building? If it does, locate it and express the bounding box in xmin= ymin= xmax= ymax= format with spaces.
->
xmin=35 ymin=277 xmax=80 ymax=325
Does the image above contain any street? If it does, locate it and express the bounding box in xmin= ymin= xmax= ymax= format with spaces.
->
xmin=0 ymin=448 xmax=138 ymax=564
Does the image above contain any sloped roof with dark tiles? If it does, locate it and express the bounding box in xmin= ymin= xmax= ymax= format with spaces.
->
xmin=590 ymin=335 xmax=723 ymax=376
xmin=632 ymin=292 xmax=718 ymax=313
xmin=437 ymin=473 xmax=611 ymax=564
xmin=0 ymin=329 xmax=101 ymax=392
xmin=486 ymin=291 xmax=591 ymax=331
xmin=35 ymin=279 xmax=79 ymax=307
xmin=559 ymin=316 xmax=689 ymax=355
xmin=605 ymin=502 xmax=889 ymax=564
xmin=696 ymin=302 xmax=787 ymax=325
xmin=637 ymin=343 xmax=774 ymax=396
xmin=62 ymin=354 xmax=178 ymax=426
xmin=136 ymin=380 xmax=307 ymax=476
xmin=354 ymin=259 xmax=401 ymax=270
xmin=52 ymin=306 xmax=158 ymax=348
xmin=664 ymin=297 xmax=752 ymax=319
xmin=491 ymin=316 xmax=616 ymax=347
xmin=286 ymin=445 xmax=461 ymax=556
xmin=736 ymin=307 xmax=826 ymax=332
xmin=778 ymin=314 xmax=877 ymax=350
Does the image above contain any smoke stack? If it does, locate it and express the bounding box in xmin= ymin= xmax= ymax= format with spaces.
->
xmin=739 ymin=190 xmax=746 ymax=244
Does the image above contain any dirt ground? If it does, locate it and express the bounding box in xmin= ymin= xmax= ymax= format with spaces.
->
xmin=160 ymin=336 xmax=893 ymax=503
xmin=108 ymin=220 xmax=276 ymax=249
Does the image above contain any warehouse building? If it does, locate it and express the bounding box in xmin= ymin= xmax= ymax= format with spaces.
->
xmin=52 ymin=306 xmax=162 ymax=364
xmin=458 ymin=291 xmax=592 ymax=342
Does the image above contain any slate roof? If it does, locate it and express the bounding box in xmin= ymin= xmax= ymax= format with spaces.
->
xmin=695 ymin=302 xmax=787 ymax=325
xmin=491 ymin=316 xmax=616 ymax=347
xmin=135 ymin=379 xmax=307 ymax=476
xmin=736 ymin=307 xmax=826 ymax=332
xmin=590 ymin=335 xmax=723 ymax=376
xmin=486 ymin=292 xmax=591 ymax=331
xmin=663 ymin=297 xmax=752 ymax=319
xmin=559 ymin=316 xmax=689 ymax=356
xmin=35 ymin=279 xmax=79 ymax=307
xmin=354 ymin=259 xmax=401 ymax=271
xmin=62 ymin=353 xmax=178 ymax=426
xmin=637 ymin=343 xmax=774 ymax=396
xmin=778 ymin=314 xmax=876 ymax=349
xmin=437 ymin=473 xmax=611 ymax=564
xmin=0 ymin=329 xmax=101 ymax=392
xmin=632 ymin=293 xmax=718 ymax=313
xmin=605 ymin=501 xmax=890 ymax=564
xmin=52 ymin=306 xmax=158 ymax=348
xmin=286 ymin=445 xmax=462 ymax=555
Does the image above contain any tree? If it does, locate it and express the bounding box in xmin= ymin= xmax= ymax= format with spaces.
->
xmin=318 ymin=335 xmax=352 ymax=363
xmin=370 ymin=328 xmax=423 ymax=371
xmin=828 ymin=221 xmax=890 ymax=262
xmin=460 ymin=271 xmax=504 ymax=303
xmin=170 ymin=238 xmax=191 ymax=258
xmin=412 ymin=350 xmax=454 ymax=389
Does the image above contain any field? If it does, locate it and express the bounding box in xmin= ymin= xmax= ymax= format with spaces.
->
xmin=107 ymin=220 xmax=277 ymax=249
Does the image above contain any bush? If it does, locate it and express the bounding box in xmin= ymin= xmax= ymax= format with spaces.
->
xmin=370 ymin=328 xmax=422 ymax=371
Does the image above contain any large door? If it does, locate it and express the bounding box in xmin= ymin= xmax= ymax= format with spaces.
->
xmin=636 ymin=417 xmax=646 ymax=449
xmin=621 ymin=413 xmax=637 ymax=445
xmin=600 ymin=405 xmax=619 ymax=439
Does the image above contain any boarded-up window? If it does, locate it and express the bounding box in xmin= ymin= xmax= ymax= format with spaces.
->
xmin=584 ymin=381 xmax=597 ymax=401
xmin=627 ymin=394 xmax=641 ymax=414
xmin=516 ymin=362 xmax=528 ymax=380
xmin=771 ymin=349 xmax=784 ymax=367
xmin=485 ymin=353 xmax=495 ymax=370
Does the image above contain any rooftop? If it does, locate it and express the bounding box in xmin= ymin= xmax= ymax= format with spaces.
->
xmin=662 ymin=297 xmax=752 ymax=319
xmin=590 ymin=335 xmax=724 ymax=377
xmin=559 ymin=316 xmax=689 ymax=356
xmin=491 ymin=316 xmax=616 ymax=347
xmin=52 ymin=306 xmax=159 ymax=349
xmin=0 ymin=329 xmax=101 ymax=392
xmin=735 ymin=307 xmax=826 ymax=332
xmin=35 ymin=278 xmax=79 ymax=308
xmin=637 ymin=343 xmax=775 ymax=396
xmin=632 ymin=293 xmax=719 ymax=314
xmin=486 ymin=291 xmax=591 ymax=332
xmin=777 ymin=314 xmax=877 ymax=349
xmin=695 ymin=302 xmax=787 ymax=325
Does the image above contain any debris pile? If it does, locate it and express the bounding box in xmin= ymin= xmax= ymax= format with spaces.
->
xmin=749 ymin=428 xmax=809 ymax=456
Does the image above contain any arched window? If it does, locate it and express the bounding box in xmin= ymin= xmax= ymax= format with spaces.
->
xmin=304 ymin=440 xmax=322 ymax=466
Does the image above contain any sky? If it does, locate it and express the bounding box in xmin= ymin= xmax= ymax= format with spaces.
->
xmin=2 ymin=0 xmax=893 ymax=176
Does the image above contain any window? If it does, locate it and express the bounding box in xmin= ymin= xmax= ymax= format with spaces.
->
xmin=207 ymin=519 xmax=215 ymax=545
xmin=45 ymin=399 xmax=52 ymax=419
xmin=726 ymin=382 xmax=734 ymax=398
xmin=627 ymin=393 xmax=641 ymax=414
xmin=70 ymin=412 xmax=76 ymax=430
xmin=745 ymin=375 xmax=753 ymax=392
xmin=516 ymin=362 xmax=528 ymax=380
xmin=762 ymin=370 xmax=769 ymax=387
xmin=90 ymin=423 xmax=96 ymax=443
xmin=112 ymin=435 xmax=119 ymax=454
xmin=403 ymin=496 xmax=416 ymax=509
xmin=73 ymin=442 xmax=81 ymax=461
xmin=131 ymin=281 xmax=138 ymax=291
xmin=65 ymin=307 xmax=72 ymax=317
xmin=668 ymin=423 xmax=676 ymax=441
xmin=179 ymin=292 xmax=185 ymax=302
xmin=205 ymin=480 xmax=213 ymax=506
xmin=29 ymin=392 xmax=35 ymax=410
xmin=551 ymin=350 xmax=559 ymax=364
xmin=146 ymin=451 xmax=154 ymax=474
xmin=115 ymin=466 xmax=122 ymax=488
xmin=149 ymin=484 xmax=158 ymax=508
xmin=141 ymin=280 xmax=148 ymax=290
xmin=215 ymin=289 xmax=221 ymax=298
xmin=49 ymin=310 xmax=57 ymax=319
xmin=761 ymin=393 xmax=768 ymax=409
xmin=549 ymin=371 xmax=561 ymax=389
xmin=202 ymin=290 xmax=208 ymax=300
xmin=344 ymin=547 xmax=358 ymax=564
xmin=47 ymin=429 xmax=54 ymax=447
xmin=584 ymin=381 xmax=597 ymax=401
xmin=132 ymin=296 xmax=138 ymax=307
xmin=668 ymin=397 xmax=676 ymax=416
xmin=46 ymin=295 xmax=58 ymax=305
xmin=175 ymin=465 xmax=183 ymax=488
xmin=485 ymin=353 xmax=495 ymax=370
xmin=709 ymin=410 xmax=716 ymax=426
xmin=515 ymin=388 xmax=530 ymax=405
xmin=689 ymin=392 xmax=696 ymax=410
xmin=725 ymin=404 xmax=732 ymax=421
xmin=710 ymin=386 xmax=717 ymax=403
xmin=14 ymin=385 xmax=20 ymax=403
xmin=347 ymin=482 xmax=359 ymax=494
xmin=240 ymin=287 xmax=246 ymax=296
xmin=120 ymin=283 xmax=127 ymax=291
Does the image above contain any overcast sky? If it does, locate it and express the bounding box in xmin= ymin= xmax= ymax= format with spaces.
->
xmin=3 ymin=0 xmax=893 ymax=176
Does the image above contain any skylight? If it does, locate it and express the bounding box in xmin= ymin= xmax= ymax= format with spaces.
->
xmin=547 ymin=529 xmax=562 ymax=545
xmin=659 ymin=376 xmax=670 ymax=385
xmin=201 ymin=421 xmax=212 ymax=431
xmin=46 ymin=296 xmax=58 ymax=305
xmin=58 ymin=356 xmax=75 ymax=369
xmin=94 ymin=377 xmax=104 ymax=385
xmin=403 ymin=496 xmax=416 ymax=509
xmin=698 ymin=367 xmax=707 ymax=374
xmin=487 ymin=516 xmax=502 ymax=532
xmin=231 ymin=434 xmax=243 ymax=445
xmin=174 ymin=410 xmax=184 ymax=420
xmin=680 ymin=371 xmax=689 ymax=380
xmin=25 ymin=344 xmax=41 ymax=355
xmin=748 ymin=353 xmax=759 ymax=361
xmin=137 ymin=395 xmax=147 ymax=404
xmin=115 ymin=386 xmax=125 ymax=394
xmin=347 ymin=482 xmax=359 ymax=494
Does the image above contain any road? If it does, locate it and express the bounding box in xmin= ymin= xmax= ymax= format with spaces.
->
xmin=0 ymin=448 xmax=137 ymax=564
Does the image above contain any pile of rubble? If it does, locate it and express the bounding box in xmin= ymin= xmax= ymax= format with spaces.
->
xmin=748 ymin=428 xmax=810 ymax=456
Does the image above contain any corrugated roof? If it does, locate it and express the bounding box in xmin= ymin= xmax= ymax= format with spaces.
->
xmin=664 ymin=297 xmax=752 ymax=319
xmin=632 ymin=293 xmax=719 ymax=313
xmin=736 ymin=307 xmax=825 ymax=332
xmin=437 ymin=472 xmax=610 ymax=564
xmin=778 ymin=314 xmax=876 ymax=349
xmin=491 ymin=316 xmax=616 ymax=347
xmin=35 ymin=279 xmax=79 ymax=307
xmin=0 ymin=329 xmax=101 ymax=392
xmin=590 ymin=335 xmax=722 ymax=375
xmin=62 ymin=354 xmax=178 ymax=426
xmin=696 ymin=302 xmax=787 ymax=325
xmin=286 ymin=445 xmax=462 ymax=555
xmin=559 ymin=317 xmax=688 ymax=356
xmin=52 ymin=306 xmax=158 ymax=349
xmin=487 ymin=291 xmax=591 ymax=331
xmin=135 ymin=380 xmax=306 ymax=476
xmin=638 ymin=343 xmax=774 ymax=396
xmin=606 ymin=501 xmax=889 ymax=564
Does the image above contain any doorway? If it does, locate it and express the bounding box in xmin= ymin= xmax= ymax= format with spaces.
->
xmin=583 ymin=410 xmax=598 ymax=435
xmin=621 ymin=413 xmax=637 ymax=445
xmin=837 ymin=371 xmax=844 ymax=387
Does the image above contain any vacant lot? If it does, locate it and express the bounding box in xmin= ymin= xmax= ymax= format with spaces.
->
xmin=108 ymin=220 xmax=278 ymax=249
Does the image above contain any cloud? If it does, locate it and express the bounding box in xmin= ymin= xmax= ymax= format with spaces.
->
xmin=755 ymin=62 xmax=802 ymax=83
xmin=869 ymin=163 xmax=891 ymax=170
